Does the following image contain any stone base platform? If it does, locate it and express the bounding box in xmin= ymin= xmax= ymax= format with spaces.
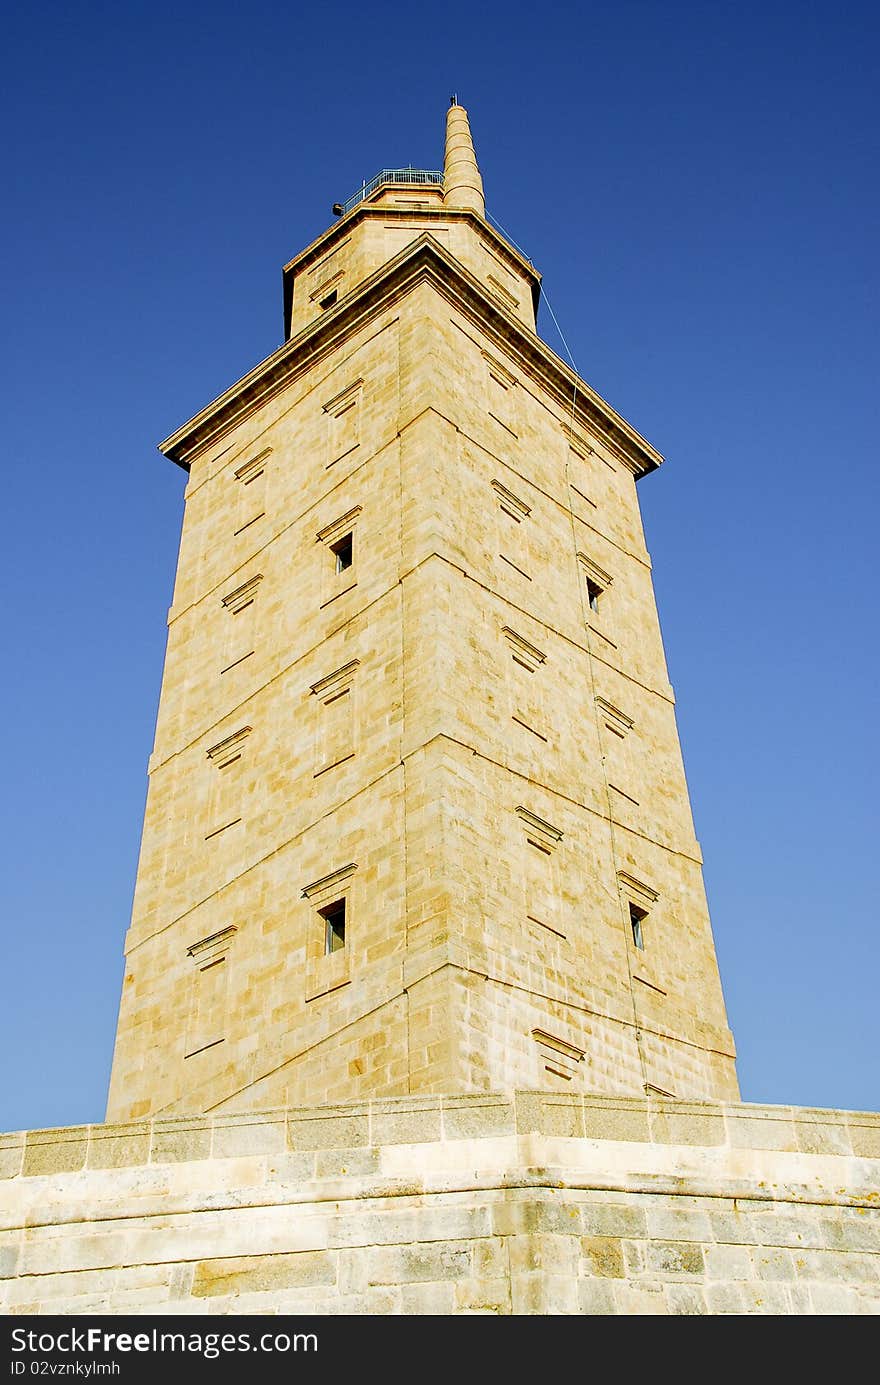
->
xmin=1 ymin=1093 xmax=878 ymax=1315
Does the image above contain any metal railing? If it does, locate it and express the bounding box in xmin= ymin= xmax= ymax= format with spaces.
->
xmin=339 ymin=168 xmax=443 ymax=216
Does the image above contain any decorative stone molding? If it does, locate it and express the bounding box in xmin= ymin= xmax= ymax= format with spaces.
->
xmin=233 ymin=449 xmax=270 ymax=486
xmin=563 ymin=422 xmax=593 ymax=460
xmin=482 ymin=349 xmax=517 ymax=390
xmin=302 ymin=863 xmax=358 ymax=902
xmin=221 ymin=575 xmax=263 ymax=615
xmin=617 ymin=871 xmax=659 ymax=909
xmin=316 ymin=506 xmax=363 ymax=547
xmin=502 ymin=626 xmax=546 ymax=673
xmin=516 ymin=806 xmax=563 ymax=853
xmin=577 ymin=552 xmax=614 ymax=590
xmin=596 ymin=696 xmax=634 ymax=739
xmin=186 ymin=926 xmax=237 ymax=964
xmin=302 ymin=865 xmax=358 ymax=1002
xmin=532 ymin=1029 xmax=586 ymax=1081
xmin=492 ymin=479 xmax=530 ymax=523
xmin=323 ymin=379 xmax=363 ymax=467
xmin=308 ymin=269 xmax=345 ymax=304
xmin=206 ymin=727 xmax=252 ymax=769
xmin=309 ymin=661 xmax=360 ymax=703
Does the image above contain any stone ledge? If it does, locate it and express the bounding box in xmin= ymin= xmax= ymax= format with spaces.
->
xmin=0 ymin=1092 xmax=877 ymax=1316
xmin=3 ymin=1094 xmax=879 ymax=1177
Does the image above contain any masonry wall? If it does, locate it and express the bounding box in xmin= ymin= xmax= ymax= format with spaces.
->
xmin=108 ymin=230 xmax=736 ymax=1121
xmin=1 ymin=1094 xmax=878 ymax=1316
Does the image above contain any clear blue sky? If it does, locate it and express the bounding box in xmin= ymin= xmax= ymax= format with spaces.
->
xmin=2 ymin=0 xmax=877 ymax=1132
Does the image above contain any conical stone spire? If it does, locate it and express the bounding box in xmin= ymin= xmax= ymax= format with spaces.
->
xmin=443 ymin=99 xmax=485 ymax=217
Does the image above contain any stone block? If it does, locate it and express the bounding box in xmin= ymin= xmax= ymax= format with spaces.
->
xmin=454 ymin=1276 xmax=510 ymax=1313
xmin=169 ymin=1264 xmax=194 ymax=1299
xmin=443 ymin=1095 xmax=515 ymax=1140
xmin=22 ymin=1128 xmax=89 ymax=1177
xmin=192 ymin=1251 xmax=337 ymax=1296
xmin=472 ymin=1237 xmax=508 ymax=1279
xmin=314 ymin=1147 xmax=381 ymax=1178
xmin=664 ymin=1283 xmax=709 ymax=1314
xmin=508 ymin=1233 xmax=576 ymax=1277
xmin=365 ymin=1242 xmax=472 ymax=1285
xmin=509 ymin=1270 xmax=549 ymax=1315
xmin=645 ymin=1241 xmax=705 ymax=1277
xmin=329 ymin=1204 xmax=490 ymax=1250
xmin=288 ymin=1105 xmax=369 ymax=1151
xmin=707 ymin=1210 xmax=761 ymax=1246
xmin=819 ymin=1212 xmax=880 ymax=1255
xmin=577 ymin=1279 xmax=617 ymax=1315
xmin=19 ymin=1232 xmax=129 ymax=1278
xmin=611 ymin=1282 xmax=667 ymax=1314
xmin=794 ymin=1249 xmax=879 ymax=1284
xmin=738 ymin=1281 xmax=794 ymax=1314
xmin=514 ymin=1092 xmax=584 ymax=1138
xmin=490 ymin=1199 xmax=541 ymax=1238
xmin=725 ymin=1108 xmax=797 ymax=1152
xmin=211 ymin=1115 xmax=286 ymax=1159
xmin=0 ymin=1135 xmax=24 ymax=1180
xmin=649 ymin=1107 xmax=726 ymax=1148
xmin=752 ymin=1248 xmax=796 ymax=1281
xmin=399 ymin=1281 xmax=456 ymax=1314
xmin=705 ymin=1282 xmax=747 ymax=1314
xmin=87 ymin=1123 xmax=151 ymax=1170
xmin=579 ymin=1236 xmax=624 ymax=1278
xmin=265 ymin=1152 xmax=316 ymax=1183
xmin=703 ymin=1243 xmax=754 ymax=1280
xmin=536 ymin=1273 xmax=580 ymax=1315
xmin=582 ymin=1098 xmax=651 ymax=1144
xmin=150 ymin=1119 xmax=212 ymax=1164
xmin=532 ymin=1199 xmax=588 ymax=1236
xmin=580 ymin=1202 xmax=647 ymax=1239
xmin=0 ymin=1243 xmax=20 ymax=1279
xmin=645 ymin=1205 xmax=713 ymax=1243
xmin=370 ymin=1097 xmax=442 ymax=1145
xmin=622 ymin=1239 xmax=646 ymax=1276
xmin=792 ymin=1113 xmax=852 ymax=1156
xmin=848 ymin=1117 xmax=880 ymax=1159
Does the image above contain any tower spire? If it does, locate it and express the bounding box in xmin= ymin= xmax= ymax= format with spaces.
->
xmin=443 ymin=99 xmax=485 ymax=217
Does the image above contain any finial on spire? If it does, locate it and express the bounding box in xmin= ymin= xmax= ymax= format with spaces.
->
xmin=443 ymin=100 xmax=485 ymax=218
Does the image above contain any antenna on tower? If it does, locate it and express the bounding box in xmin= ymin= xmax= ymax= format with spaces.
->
xmin=450 ymin=93 xmax=458 ymax=106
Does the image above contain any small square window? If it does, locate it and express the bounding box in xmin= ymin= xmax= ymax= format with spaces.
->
xmin=331 ymin=532 xmax=354 ymax=574
xmin=629 ymin=903 xmax=647 ymax=950
xmin=320 ymin=289 xmax=338 ymax=310
xmin=586 ymin=578 xmax=602 ymax=613
xmin=320 ymin=898 xmax=346 ymax=954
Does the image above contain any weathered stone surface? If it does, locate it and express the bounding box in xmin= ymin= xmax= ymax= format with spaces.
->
xmin=580 ymin=1236 xmax=625 ymax=1278
xmin=104 ymin=104 xmax=737 ymax=1127
xmin=0 ymin=1135 xmax=24 ymax=1181
xmin=192 ymin=1251 xmax=336 ymax=1296
xmin=0 ymin=1093 xmax=876 ymax=1316
xmin=22 ymin=1128 xmax=88 ymax=1177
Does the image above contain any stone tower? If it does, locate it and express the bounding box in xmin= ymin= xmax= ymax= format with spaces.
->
xmin=106 ymin=103 xmax=738 ymax=1122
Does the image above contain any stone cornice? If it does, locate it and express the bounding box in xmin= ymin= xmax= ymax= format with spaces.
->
xmin=282 ymin=199 xmax=540 ymax=309
xmin=160 ymin=235 xmax=662 ymax=479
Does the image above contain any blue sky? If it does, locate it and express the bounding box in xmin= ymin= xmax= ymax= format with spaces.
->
xmin=1 ymin=0 xmax=877 ymax=1132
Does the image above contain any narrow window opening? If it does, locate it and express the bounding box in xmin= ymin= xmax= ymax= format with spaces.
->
xmin=629 ymin=903 xmax=647 ymax=950
xmin=587 ymin=578 xmax=602 ymax=613
xmin=320 ymin=898 xmax=346 ymax=954
xmin=331 ymin=532 xmax=354 ymax=573
xmin=320 ymin=289 xmax=338 ymax=310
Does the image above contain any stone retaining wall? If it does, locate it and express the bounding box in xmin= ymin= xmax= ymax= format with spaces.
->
xmin=1 ymin=1093 xmax=877 ymax=1314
